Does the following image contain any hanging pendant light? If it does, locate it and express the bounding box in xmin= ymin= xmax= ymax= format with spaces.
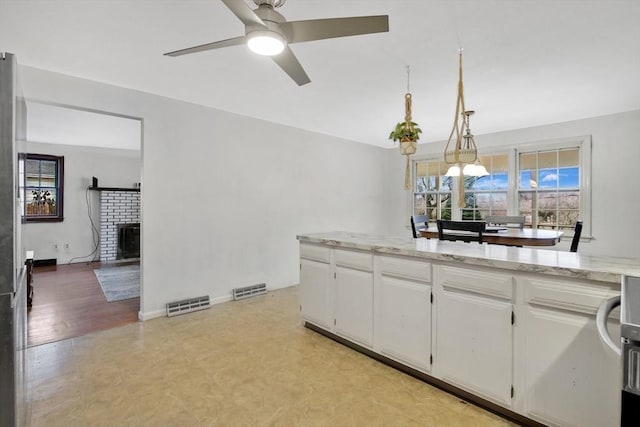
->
xmin=443 ymin=50 xmax=488 ymax=205
xmin=459 ymin=110 xmax=488 ymax=177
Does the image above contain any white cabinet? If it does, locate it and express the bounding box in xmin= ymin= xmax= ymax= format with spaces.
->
xmin=299 ymin=244 xmax=331 ymax=329
xmin=377 ymin=256 xmax=432 ymax=372
xmin=520 ymin=277 xmax=621 ymax=427
xmin=298 ymin=239 xmax=623 ymax=427
xmin=334 ymin=249 xmax=374 ymax=347
xmin=435 ymin=265 xmax=514 ymax=406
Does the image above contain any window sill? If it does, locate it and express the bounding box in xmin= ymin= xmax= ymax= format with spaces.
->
xmin=25 ymin=217 xmax=64 ymax=223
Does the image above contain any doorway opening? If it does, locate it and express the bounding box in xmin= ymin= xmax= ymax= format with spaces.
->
xmin=23 ymin=101 xmax=143 ymax=347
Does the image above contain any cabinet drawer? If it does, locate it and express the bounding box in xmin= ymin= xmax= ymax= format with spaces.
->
xmin=439 ymin=265 xmax=513 ymax=300
xmin=521 ymin=276 xmax=619 ymax=315
xmin=335 ymin=249 xmax=372 ymax=272
xmin=378 ymin=256 xmax=431 ymax=283
xmin=300 ymin=244 xmax=330 ymax=263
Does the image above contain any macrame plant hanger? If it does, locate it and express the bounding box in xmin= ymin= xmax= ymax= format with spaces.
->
xmin=443 ymin=49 xmax=479 ymax=207
xmin=400 ymin=66 xmax=417 ymax=190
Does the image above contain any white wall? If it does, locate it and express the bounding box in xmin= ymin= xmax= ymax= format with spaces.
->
xmin=22 ymin=141 xmax=140 ymax=264
xmin=19 ymin=66 xmax=388 ymax=319
xmin=23 ymin=65 xmax=636 ymax=322
xmin=385 ymin=110 xmax=640 ymax=258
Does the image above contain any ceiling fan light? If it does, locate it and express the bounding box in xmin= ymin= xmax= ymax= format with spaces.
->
xmin=247 ymin=31 xmax=285 ymax=56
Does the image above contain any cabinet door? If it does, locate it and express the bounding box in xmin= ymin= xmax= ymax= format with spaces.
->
xmin=300 ymin=258 xmax=331 ymax=329
xmin=437 ymin=289 xmax=513 ymax=406
xmin=379 ymin=275 xmax=431 ymax=372
xmin=522 ymin=306 xmax=620 ymax=427
xmin=335 ymin=266 xmax=373 ymax=347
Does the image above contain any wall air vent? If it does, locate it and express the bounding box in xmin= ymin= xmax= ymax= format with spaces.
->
xmin=166 ymin=295 xmax=210 ymax=317
xmin=233 ymin=283 xmax=267 ymax=300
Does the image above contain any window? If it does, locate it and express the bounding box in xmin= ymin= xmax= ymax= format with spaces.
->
xmin=21 ymin=154 xmax=64 ymax=222
xmin=518 ymin=147 xmax=580 ymax=231
xmin=462 ymin=154 xmax=509 ymax=220
xmin=411 ymin=136 xmax=590 ymax=235
xmin=414 ymin=160 xmax=452 ymax=221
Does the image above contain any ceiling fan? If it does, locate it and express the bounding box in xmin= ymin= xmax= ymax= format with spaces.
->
xmin=164 ymin=0 xmax=389 ymax=86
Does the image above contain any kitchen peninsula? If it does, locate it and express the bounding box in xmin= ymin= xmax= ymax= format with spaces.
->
xmin=297 ymin=231 xmax=640 ymax=427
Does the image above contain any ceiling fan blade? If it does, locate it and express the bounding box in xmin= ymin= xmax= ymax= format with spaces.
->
xmin=271 ymin=46 xmax=311 ymax=86
xmin=279 ymin=15 xmax=389 ymax=44
xmin=164 ymin=36 xmax=246 ymax=57
xmin=221 ymin=0 xmax=266 ymax=28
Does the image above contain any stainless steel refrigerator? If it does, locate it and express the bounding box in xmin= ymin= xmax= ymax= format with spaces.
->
xmin=0 ymin=52 xmax=28 ymax=427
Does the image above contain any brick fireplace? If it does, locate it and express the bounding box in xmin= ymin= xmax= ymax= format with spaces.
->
xmin=99 ymin=190 xmax=140 ymax=261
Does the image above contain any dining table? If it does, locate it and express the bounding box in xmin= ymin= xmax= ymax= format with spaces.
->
xmin=420 ymin=226 xmax=564 ymax=247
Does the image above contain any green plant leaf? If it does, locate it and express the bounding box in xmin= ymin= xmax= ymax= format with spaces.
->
xmin=388 ymin=120 xmax=422 ymax=141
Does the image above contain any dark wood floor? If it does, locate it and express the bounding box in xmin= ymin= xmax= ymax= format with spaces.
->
xmin=27 ymin=261 xmax=140 ymax=347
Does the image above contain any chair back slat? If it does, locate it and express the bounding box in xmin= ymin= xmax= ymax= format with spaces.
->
xmin=410 ymin=215 xmax=429 ymax=238
xmin=485 ymin=215 xmax=525 ymax=229
xmin=437 ymin=220 xmax=486 ymax=244
xmin=570 ymin=221 xmax=583 ymax=252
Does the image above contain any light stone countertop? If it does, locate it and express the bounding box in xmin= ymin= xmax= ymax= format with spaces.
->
xmin=297 ymin=231 xmax=640 ymax=284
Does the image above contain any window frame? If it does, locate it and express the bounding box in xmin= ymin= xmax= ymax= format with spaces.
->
xmin=460 ymin=153 xmax=511 ymax=221
xmin=410 ymin=135 xmax=592 ymax=238
xmin=413 ymin=160 xmax=453 ymax=222
xmin=22 ymin=153 xmax=65 ymax=223
xmin=512 ymin=136 xmax=591 ymax=237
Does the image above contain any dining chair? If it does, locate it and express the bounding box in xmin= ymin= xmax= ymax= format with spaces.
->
xmin=485 ymin=215 xmax=526 ymax=229
xmin=410 ymin=215 xmax=429 ymax=238
xmin=436 ymin=220 xmax=486 ymax=244
xmin=570 ymin=221 xmax=583 ymax=252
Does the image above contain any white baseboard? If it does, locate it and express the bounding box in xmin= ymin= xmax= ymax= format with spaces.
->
xmin=138 ymin=309 xmax=164 ymax=321
xmin=211 ymin=294 xmax=233 ymax=305
xmin=137 ymin=283 xmax=297 ymax=321
xmin=138 ymin=293 xmax=234 ymax=321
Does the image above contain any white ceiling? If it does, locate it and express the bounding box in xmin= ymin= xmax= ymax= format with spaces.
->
xmin=1 ymin=0 xmax=639 ymax=148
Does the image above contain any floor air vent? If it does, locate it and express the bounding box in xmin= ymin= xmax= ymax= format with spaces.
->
xmin=166 ymin=295 xmax=210 ymax=317
xmin=233 ymin=283 xmax=267 ymax=300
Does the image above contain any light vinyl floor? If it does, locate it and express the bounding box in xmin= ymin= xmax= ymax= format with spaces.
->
xmin=27 ymin=285 xmax=517 ymax=426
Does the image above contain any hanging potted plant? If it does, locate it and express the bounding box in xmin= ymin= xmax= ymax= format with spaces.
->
xmin=389 ymin=89 xmax=423 ymax=189
xmin=389 ymin=119 xmax=422 ymax=154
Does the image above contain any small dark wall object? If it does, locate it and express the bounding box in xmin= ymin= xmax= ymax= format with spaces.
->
xmin=117 ymin=223 xmax=140 ymax=259
xmin=33 ymin=258 xmax=56 ymax=267
xmin=92 ymin=176 xmax=98 ymax=188
xmin=570 ymin=221 xmax=583 ymax=252
xmin=437 ymin=220 xmax=486 ymax=244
